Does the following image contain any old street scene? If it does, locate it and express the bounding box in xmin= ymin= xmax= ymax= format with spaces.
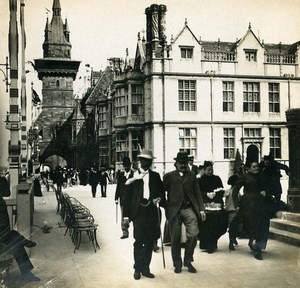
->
xmin=0 ymin=0 xmax=300 ymax=287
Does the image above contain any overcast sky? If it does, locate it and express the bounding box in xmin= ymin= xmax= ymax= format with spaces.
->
xmin=1 ymin=0 xmax=300 ymax=90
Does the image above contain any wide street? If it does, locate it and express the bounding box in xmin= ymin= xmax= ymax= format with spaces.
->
xmin=5 ymin=183 xmax=300 ymax=288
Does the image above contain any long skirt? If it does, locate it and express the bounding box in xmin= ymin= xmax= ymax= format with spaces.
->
xmin=33 ymin=179 xmax=42 ymax=197
xmin=198 ymin=209 xmax=228 ymax=250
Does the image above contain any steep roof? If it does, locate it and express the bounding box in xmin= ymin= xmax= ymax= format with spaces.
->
xmin=85 ymin=66 xmax=114 ymax=105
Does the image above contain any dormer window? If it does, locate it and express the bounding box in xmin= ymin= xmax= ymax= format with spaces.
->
xmin=244 ymin=49 xmax=257 ymax=62
xmin=180 ymin=46 xmax=194 ymax=59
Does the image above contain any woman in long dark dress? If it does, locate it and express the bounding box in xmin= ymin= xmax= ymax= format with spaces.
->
xmin=229 ymin=161 xmax=270 ymax=260
xmin=198 ymin=161 xmax=228 ymax=253
xmin=33 ymin=169 xmax=42 ymax=197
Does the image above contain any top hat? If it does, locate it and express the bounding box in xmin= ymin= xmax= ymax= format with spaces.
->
xmin=137 ymin=149 xmax=155 ymax=160
xmin=122 ymin=156 xmax=131 ymax=166
xmin=174 ymin=151 xmax=189 ymax=162
xmin=263 ymin=154 xmax=273 ymax=161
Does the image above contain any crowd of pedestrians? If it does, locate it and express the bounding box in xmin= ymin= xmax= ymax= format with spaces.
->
xmin=113 ymin=149 xmax=289 ymax=280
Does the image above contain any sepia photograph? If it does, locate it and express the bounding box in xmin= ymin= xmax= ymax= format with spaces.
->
xmin=0 ymin=0 xmax=300 ymax=287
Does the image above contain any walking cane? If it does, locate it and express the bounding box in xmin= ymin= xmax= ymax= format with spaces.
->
xmin=116 ymin=202 xmax=118 ymax=224
xmin=156 ymin=201 xmax=166 ymax=269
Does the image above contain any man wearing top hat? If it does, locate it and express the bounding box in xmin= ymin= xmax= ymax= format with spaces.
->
xmin=114 ymin=156 xmax=134 ymax=239
xmin=123 ymin=149 xmax=165 ymax=280
xmin=163 ymin=151 xmax=206 ymax=274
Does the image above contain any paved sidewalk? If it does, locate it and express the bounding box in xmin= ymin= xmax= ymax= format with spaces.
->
xmin=4 ymin=184 xmax=300 ymax=288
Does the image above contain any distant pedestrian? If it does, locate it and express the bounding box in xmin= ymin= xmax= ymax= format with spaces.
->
xmin=89 ymin=167 xmax=99 ymax=198
xmin=33 ymin=169 xmax=42 ymax=197
xmin=163 ymin=151 xmax=205 ymax=274
xmin=99 ymin=167 xmax=110 ymax=197
xmin=114 ymin=157 xmax=134 ymax=239
xmin=188 ymin=155 xmax=198 ymax=175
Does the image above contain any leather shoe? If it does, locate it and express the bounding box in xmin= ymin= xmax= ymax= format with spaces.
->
xmin=24 ymin=240 xmax=37 ymax=248
xmin=133 ymin=271 xmax=141 ymax=280
xmin=142 ymin=272 xmax=155 ymax=278
xmin=184 ymin=262 xmax=197 ymax=273
xmin=120 ymin=235 xmax=128 ymax=239
xmin=20 ymin=271 xmax=40 ymax=282
xmin=254 ymin=252 xmax=263 ymax=260
xmin=174 ymin=266 xmax=182 ymax=273
xmin=153 ymin=245 xmax=159 ymax=252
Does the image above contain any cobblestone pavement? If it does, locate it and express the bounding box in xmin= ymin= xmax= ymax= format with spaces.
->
xmin=4 ymin=184 xmax=300 ymax=288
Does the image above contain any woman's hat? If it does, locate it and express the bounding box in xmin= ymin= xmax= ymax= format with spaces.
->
xmin=174 ymin=151 xmax=189 ymax=162
xmin=137 ymin=149 xmax=155 ymax=160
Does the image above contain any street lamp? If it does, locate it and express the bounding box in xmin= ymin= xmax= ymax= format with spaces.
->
xmin=0 ymin=56 xmax=10 ymax=92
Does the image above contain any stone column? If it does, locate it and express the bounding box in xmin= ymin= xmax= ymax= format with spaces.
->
xmin=286 ymin=108 xmax=300 ymax=212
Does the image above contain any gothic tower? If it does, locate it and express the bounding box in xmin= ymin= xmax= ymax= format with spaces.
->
xmin=33 ymin=0 xmax=80 ymax=167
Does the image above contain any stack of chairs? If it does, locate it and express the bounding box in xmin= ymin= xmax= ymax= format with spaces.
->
xmin=55 ymin=190 xmax=100 ymax=253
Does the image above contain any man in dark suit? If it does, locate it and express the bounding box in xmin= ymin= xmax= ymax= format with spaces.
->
xmin=0 ymin=174 xmax=40 ymax=282
xmin=123 ymin=150 xmax=165 ymax=280
xmin=114 ymin=157 xmax=134 ymax=239
xmin=163 ymin=151 xmax=206 ymax=274
xmin=89 ymin=166 xmax=99 ymax=198
xmin=188 ymin=155 xmax=198 ymax=175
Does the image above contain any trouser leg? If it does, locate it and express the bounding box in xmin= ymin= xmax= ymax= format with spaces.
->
xmin=170 ymin=213 xmax=183 ymax=268
xmin=181 ymin=208 xmax=199 ymax=264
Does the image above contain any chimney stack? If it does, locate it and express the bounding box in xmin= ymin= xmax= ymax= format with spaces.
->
xmin=145 ymin=4 xmax=167 ymax=59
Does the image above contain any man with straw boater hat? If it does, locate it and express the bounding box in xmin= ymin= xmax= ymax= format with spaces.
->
xmin=123 ymin=149 xmax=165 ymax=280
xmin=163 ymin=151 xmax=206 ymax=274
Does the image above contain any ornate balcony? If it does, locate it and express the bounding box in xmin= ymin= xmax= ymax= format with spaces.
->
xmin=265 ymin=54 xmax=296 ymax=64
xmin=202 ymin=51 xmax=236 ymax=62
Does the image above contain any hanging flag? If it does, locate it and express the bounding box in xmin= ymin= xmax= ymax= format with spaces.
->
xmin=32 ymin=88 xmax=41 ymax=106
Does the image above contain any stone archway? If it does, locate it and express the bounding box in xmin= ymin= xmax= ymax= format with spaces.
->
xmin=245 ymin=144 xmax=259 ymax=167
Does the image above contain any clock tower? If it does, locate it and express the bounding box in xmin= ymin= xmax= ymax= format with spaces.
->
xmin=33 ymin=0 xmax=80 ymax=167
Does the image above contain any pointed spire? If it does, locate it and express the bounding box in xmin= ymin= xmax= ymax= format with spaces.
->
xmin=64 ymin=18 xmax=69 ymax=32
xmin=52 ymin=0 xmax=61 ymax=16
xmin=170 ymin=34 xmax=174 ymax=44
xmin=45 ymin=16 xmax=49 ymax=31
xmin=137 ymin=32 xmax=141 ymax=41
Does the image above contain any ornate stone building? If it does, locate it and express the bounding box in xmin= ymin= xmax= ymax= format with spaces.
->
xmin=102 ymin=4 xmax=299 ymax=186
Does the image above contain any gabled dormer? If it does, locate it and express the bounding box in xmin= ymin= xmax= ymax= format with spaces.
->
xmin=169 ymin=19 xmax=202 ymax=73
xmin=235 ymin=23 xmax=265 ymax=75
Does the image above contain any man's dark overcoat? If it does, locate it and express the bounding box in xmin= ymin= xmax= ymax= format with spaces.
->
xmin=163 ymin=170 xmax=204 ymax=221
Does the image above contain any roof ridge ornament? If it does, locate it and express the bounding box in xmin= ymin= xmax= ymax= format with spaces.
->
xmin=185 ymin=18 xmax=188 ymax=25
xmin=248 ymin=22 xmax=252 ymax=30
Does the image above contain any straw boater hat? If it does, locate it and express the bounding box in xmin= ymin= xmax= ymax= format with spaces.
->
xmin=137 ymin=149 xmax=155 ymax=160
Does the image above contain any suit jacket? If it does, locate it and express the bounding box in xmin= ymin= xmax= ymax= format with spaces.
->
xmin=114 ymin=170 xmax=134 ymax=205
xmin=123 ymin=169 xmax=165 ymax=222
xmin=163 ymin=170 xmax=204 ymax=221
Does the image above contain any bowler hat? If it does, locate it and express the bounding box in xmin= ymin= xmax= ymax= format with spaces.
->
xmin=137 ymin=149 xmax=155 ymax=160
xmin=122 ymin=157 xmax=131 ymax=166
xmin=188 ymin=155 xmax=194 ymax=159
xmin=174 ymin=151 xmax=189 ymax=162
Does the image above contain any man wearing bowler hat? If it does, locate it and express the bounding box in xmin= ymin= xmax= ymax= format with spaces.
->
xmin=163 ymin=151 xmax=206 ymax=274
xmin=123 ymin=150 xmax=165 ymax=280
xmin=114 ymin=156 xmax=134 ymax=239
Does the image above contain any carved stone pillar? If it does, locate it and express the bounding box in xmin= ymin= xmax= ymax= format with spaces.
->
xmin=286 ymin=108 xmax=300 ymax=212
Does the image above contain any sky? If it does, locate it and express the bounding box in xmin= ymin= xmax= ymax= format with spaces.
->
xmin=1 ymin=0 xmax=300 ymax=77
